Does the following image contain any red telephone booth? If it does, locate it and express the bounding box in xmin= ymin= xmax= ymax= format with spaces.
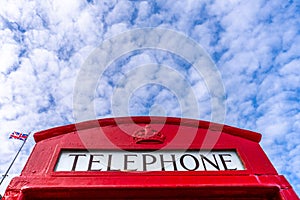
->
xmin=3 ymin=116 xmax=299 ymax=199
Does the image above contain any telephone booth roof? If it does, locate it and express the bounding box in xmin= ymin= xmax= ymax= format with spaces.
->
xmin=3 ymin=116 xmax=299 ymax=200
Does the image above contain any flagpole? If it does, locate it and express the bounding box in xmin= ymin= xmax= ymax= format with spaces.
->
xmin=0 ymin=132 xmax=31 ymax=185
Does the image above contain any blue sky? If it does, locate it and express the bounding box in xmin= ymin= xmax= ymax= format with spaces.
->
xmin=0 ymin=0 xmax=299 ymax=196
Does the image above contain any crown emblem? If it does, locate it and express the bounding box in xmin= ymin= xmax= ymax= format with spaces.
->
xmin=133 ymin=125 xmax=166 ymax=144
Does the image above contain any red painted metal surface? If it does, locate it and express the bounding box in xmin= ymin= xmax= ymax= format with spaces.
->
xmin=3 ymin=116 xmax=299 ymax=199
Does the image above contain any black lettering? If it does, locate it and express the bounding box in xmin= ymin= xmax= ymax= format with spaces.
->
xmin=69 ymin=154 xmax=86 ymax=171
xmin=124 ymin=154 xmax=138 ymax=171
xmin=160 ymin=154 xmax=177 ymax=171
xmin=107 ymin=154 xmax=120 ymax=171
xmin=200 ymin=154 xmax=220 ymax=170
xmin=88 ymin=154 xmax=103 ymax=171
xmin=142 ymin=154 xmax=157 ymax=171
xmin=180 ymin=154 xmax=199 ymax=171
xmin=219 ymin=154 xmax=237 ymax=170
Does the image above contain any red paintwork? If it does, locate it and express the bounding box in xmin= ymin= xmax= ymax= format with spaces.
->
xmin=3 ymin=116 xmax=299 ymax=199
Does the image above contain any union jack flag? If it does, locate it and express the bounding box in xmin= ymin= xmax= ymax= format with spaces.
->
xmin=9 ymin=131 xmax=28 ymax=141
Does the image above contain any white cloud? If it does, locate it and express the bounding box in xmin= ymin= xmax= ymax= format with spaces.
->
xmin=105 ymin=1 xmax=134 ymax=25
xmin=137 ymin=1 xmax=151 ymax=20
xmin=0 ymin=1 xmax=21 ymax=22
xmin=0 ymin=0 xmax=299 ymax=196
xmin=280 ymin=59 xmax=300 ymax=76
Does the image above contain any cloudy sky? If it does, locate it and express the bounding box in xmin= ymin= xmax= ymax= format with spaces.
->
xmin=0 ymin=0 xmax=299 ymax=196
